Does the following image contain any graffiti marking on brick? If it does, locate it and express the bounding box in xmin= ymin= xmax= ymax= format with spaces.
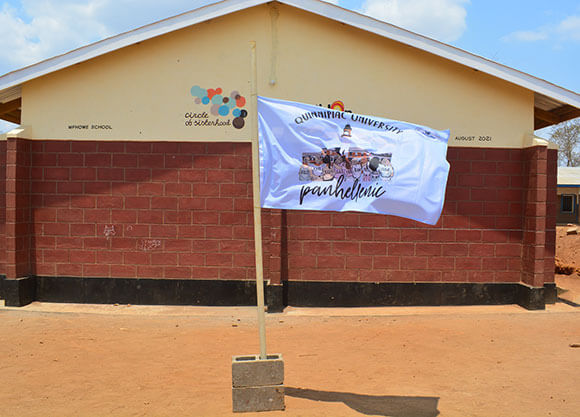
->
xmin=137 ymin=239 xmax=162 ymax=251
xmin=104 ymin=225 xmax=116 ymax=240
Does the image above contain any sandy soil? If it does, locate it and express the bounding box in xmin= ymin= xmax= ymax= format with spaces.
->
xmin=555 ymin=225 xmax=580 ymax=305
xmin=0 ymin=303 xmax=579 ymax=417
xmin=0 ymin=228 xmax=578 ymax=417
xmin=556 ymin=225 xmax=580 ymax=273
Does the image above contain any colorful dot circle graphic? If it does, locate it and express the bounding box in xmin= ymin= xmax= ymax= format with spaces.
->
xmin=190 ymin=85 xmax=248 ymax=129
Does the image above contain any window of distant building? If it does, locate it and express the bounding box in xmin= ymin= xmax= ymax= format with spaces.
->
xmin=561 ymin=194 xmax=576 ymax=213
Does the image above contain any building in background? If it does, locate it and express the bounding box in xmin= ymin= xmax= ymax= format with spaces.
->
xmin=0 ymin=0 xmax=579 ymax=310
xmin=557 ymin=167 xmax=580 ymax=224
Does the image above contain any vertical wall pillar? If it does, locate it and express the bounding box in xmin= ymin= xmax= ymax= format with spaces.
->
xmin=544 ymin=148 xmax=558 ymax=303
xmin=3 ymin=136 xmax=34 ymax=306
xmin=519 ymin=144 xmax=548 ymax=309
xmin=265 ymin=209 xmax=284 ymax=312
xmin=0 ymin=140 xmax=5 ymax=279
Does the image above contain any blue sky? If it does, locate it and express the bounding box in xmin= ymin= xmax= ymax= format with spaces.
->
xmin=1 ymin=0 xmax=579 ymax=135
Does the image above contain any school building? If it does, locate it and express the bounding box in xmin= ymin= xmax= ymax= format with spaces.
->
xmin=1 ymin=0 xmax=579 ymax=310
xmin=557 ymin=167 xmax=580 ymax=224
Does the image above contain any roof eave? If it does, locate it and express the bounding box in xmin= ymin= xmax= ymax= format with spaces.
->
xmin=277 ymin=0 xmax=580 ymax=108
xmin=0 ymin=0 xmax=266 ymax=92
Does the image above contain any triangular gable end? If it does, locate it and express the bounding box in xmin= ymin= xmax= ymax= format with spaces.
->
xmin=0 ymin=0 xmax=578 ymax=130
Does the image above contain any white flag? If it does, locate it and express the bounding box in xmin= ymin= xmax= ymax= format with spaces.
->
xmin=258 ymin=96 xmax=450 ymax=225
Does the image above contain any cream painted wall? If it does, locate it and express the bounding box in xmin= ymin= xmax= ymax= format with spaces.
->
xmin=267 ymin=4 xmax=533 ymax=148
xmin=22 ymin=3 xmax=534 ymax=147
xmin=22 ymin=7 xmax=270 ymax=142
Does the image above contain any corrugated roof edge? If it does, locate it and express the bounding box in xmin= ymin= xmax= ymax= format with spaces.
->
xmin=0 ymin=0 xmax=578 ymax=109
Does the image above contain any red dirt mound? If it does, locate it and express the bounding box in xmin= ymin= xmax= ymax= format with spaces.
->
xmin=556 ymin=226 xmax=580 ymax=275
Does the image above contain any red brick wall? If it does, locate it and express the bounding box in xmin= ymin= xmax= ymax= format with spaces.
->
xmin=3 ymin=138 xmax=33 ymax=279
xmin=0 ymin=140 xmax=5 ymax=275
xmin=24 ymin=140 xmax=259 ymax=280
xmin=545 ymin=148 xmax=558 ymax=284
xmin=279 ymin=147 xmax=529 ymax=283
xmin=0 ymin=140 xmax=557 ymax=288
xmin=521 ymin=146 xmax=549 ymax=287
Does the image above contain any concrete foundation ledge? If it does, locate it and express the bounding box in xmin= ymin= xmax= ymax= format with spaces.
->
xmin=2 ymin=277 xmax=555 ymax=310
xmin=544 ymin=283 xmax=557 ymax=304
xmin=517 ymin=284 xmax=545 ymax=310
xmin=3 ymin=276 xmax=36 ymax=307
xmin=266 ymin=285 xmax=284 ymax=313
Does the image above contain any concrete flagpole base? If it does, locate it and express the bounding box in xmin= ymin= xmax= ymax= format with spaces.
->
xmin=232 ymin=354 xmax=285 ymax=412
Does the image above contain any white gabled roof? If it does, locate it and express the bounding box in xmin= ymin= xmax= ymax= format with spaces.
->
xmin=0 ymin=0 xmax=579 ymax=109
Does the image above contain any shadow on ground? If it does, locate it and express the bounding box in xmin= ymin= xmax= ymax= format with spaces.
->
xmin=557 ymin=286 xmax=580 ymax=307
xmin=285 ymin=387 xmax=440 ymax=417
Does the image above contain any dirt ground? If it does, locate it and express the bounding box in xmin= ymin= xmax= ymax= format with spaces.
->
xmin=0 ymin=228 xmax=579 ymax=417
xmin=556 ymin=225 xmax=580 ymax=274
xmin=0 ymin=302 xmax=579 ymax=417
xmin=556 ymin=225 xmax=580 ymax=305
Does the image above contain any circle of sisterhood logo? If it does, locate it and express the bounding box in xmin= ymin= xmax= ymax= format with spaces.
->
xmin=190 ymin=86 xmax=248 ymax=129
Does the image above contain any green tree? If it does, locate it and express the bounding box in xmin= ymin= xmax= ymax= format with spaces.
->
xmin=550 ymin=118 xmax=580 ymax=166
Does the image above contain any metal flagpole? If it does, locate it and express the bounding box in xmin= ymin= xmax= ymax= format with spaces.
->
xmin=249 ymin=40 xmax=267 ymax=360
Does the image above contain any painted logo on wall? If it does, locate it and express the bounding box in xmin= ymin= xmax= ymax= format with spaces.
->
xmin=186 ymin=86 xmax=248 ymax=129
xmin=317 ymin=100 xmax=353 ymax=113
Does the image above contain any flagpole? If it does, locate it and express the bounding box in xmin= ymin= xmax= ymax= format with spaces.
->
xmin=249 ymin=40 xmax=267 ymax=360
